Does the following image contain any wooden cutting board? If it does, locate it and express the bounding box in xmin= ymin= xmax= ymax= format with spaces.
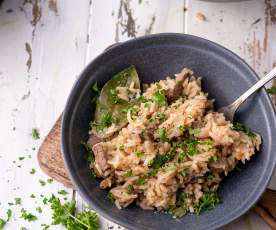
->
xmin=37 ymin=114 xmax=276 ymax=229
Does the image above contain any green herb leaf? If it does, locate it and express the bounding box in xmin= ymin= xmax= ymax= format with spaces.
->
xmin=126 ymin=185 xmax=134 ymax=194
xmin=153 ymin=154 xmax=167 ymax=169
xmin=119 ymin=145 xmax=124 ymax=151
xmin=144 ymin=103 xmax=151 ymax=109
xmin=82 ymin=142 xmax=95 ymax=163
xmin=20 ymin=208 xmax=37 ymax=222
xmin=212 ymin=155 xmax=218 ymax=162
xmin=32 ymin=129 xmax=39 ymax=140
xmin=180 ymin=168 xmax=189 ymax=177
xmin=92 ymin=82 xmax=100 ymax=93
xmin=158 ymin=128 xmax=169 ymax=143
xmin=124 ymin=169 xmax=132 ymax=178
xmin=162 ymin=164 xmax=178 ymax=172
xmin=30 ymin=194 xmax=35 ymax=198
xmin=147 ymin=170 xmax=158 ymax=177
xmin=19 ymin=157 xmax=25 ymax=161
xmin=39 ymin=180 xmax=46 ymax=186
xmin=188 ymin=128 xmax=201 ymax=135
xmin=151 ymin=91 xmax=168 ymax=107
xmin=132 ymin=176 xmax=147 ymax=185
xmin=0 ymin=219 xmax=5 ymax=229
xmin=267 ymin=86 xmax=276 ymax=94
xmin=36 ymin=206 xmax=42 ymax=214
xmin=47 ymin=178 xmax=53 ymax=184
xmin=231 ymin=122 xmax=244 ymax=131
xmin=29 ymin=168 xmax=36 ymax=174
xmin=6 ymin=210 xmax=11 ymax=222
xmin=247 ymin=128 xmax=256 ymax=137
xmin=41 ymin=224 xmax=49 ymax=230
xmin=58 ymin=190 xmax=68 ymax=196
xmin=156 ymin=83 xmax=161 ymax=89
xmin=194 ymin=191 xmax=221 ymax=215
xmin=15 ymin=197 xmax=21 ymax=205
xmin=95 ymin=65 xmax=140 ymax=138
xmin=107 ymin=192 xmax=115 ymax=203
xmin=179 ymin=125 xmax=185 ymax=132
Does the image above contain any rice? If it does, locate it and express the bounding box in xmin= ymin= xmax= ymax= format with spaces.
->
xmin=90 ymin=68 xmax=262 ymax=216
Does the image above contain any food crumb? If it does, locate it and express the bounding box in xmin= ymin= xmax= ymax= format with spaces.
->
xmin=195 ymin=13 xmax=206 ymax=21
xmin=183 ymin=7 xmax=187 ymax=12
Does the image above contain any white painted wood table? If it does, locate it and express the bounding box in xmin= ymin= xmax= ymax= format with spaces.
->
xmin=0 ymin=0 xmax=275 ymax=229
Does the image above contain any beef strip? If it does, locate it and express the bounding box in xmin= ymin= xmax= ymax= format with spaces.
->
xmin=92 ymin=143 xmax=110 ymax=176
xmin=166 ymin=68 xmax=190 ymax=101
xmin=87 ymin=134 xmax=103 ymax=148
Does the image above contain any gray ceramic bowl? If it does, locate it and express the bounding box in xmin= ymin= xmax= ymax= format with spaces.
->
xmin=61 ymin=33 xmax=276 ymax=230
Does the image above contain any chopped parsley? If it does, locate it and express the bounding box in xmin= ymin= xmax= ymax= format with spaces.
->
xmin=30 ymin=194 xmax=35 ymax=198
xmin=156 ymin=83 xmax=161 ymax=89
xmin=39 ymin=180 xmax=46 ymax=186
xmin=107 ymin=192 xmax=115 ymax=203
xmin=98 ymin=113 xmax=113 ymax=131
xmin=231 ymin=122 xmax=244 ymax=131
xmin=0 ymin=219 xmax=5 ymax=229
xmin=188 ymin=128 xmax=201 ymax=135
xmin=36 ymin=206 xmax=42 ymax=214
xmin=132 ymin=176 xmax=147 ymax=185
xmin=110 ymin=88 xmax=120 ymax=104
xmin=29 ymin=168 xmax=36 ymax=174
xmin=151 ymin=91 xmax=168 ymax=107
xmin=47 ymin=178 xmax=53 ymax=184
xmin=158 ymin=128 xmax=169 ymax=142
xmin=43 ymin=197 xmax=48 ymax=205
xmin=152 ymin=113 xmax=166 ymax=122
xmin=41 ymin=224 xmax=49 ymax=229
xmin=20 ymin=208 xmax=37 ymax=222
xmin=82 ymin=141 xmax=95 ymax=163
xmin=180 ymin=168 xmax=189 ymax=177
xmin=92 ymin=82 xmax=100 ymax=93
xmin=153 ymin=153 xmax=167 ymax=169
xmin=247 ymin=128 xmax=256 ymax=137
xmin=119 ymin=145 xmax=124 ymax=151
xmin=48 ymin=194 xmax=99 ymax=230
xmin=162 ymin=164 xmax=178 ymax=172
xmin=179 ymin=125 xmax=185 ymax=132
xmin=212 ymin=155 xmax=218 ymax=162
xmin=15 ymin=197 xmax=21 ymax=205
xmin=58 ymin=190 xmax=68 ymax=196
xmin=194 ymin=191 xmax=221 ymax=215
xmin=124 ymin=169 xmax=132 ymax=178
xmin=19 ymin=157 xmax=25 ymax=161
xmin=90 ymin=168 xmax=98 ymax=179
xmin=139 ymin=96 xmax=150 ymax=103
xmin=12 ymin=127 xmax=16 ymax=131
xmin=32 ymin=129 xmax=39 ymax=140
xmin=267 ymin=86 xmax=276 ymax=94
xmin=126 ymin=185 xmax=134 ymax=194
xmin=141 ymin=130 xmax=147 ymax=136
xmin=147 ymin=170 xmax=158 ymax=177
xmin=6 ymin=210 xmax=11 ymax=222
xmin=144 ymin=103 xmax=151 ymax=109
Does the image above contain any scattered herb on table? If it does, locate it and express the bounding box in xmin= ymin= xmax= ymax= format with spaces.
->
xmin=20 ymin=208 xmax=37 ymax=222
xmin=43 ymin=197 xmax=48 ymax=205
xmin=6 ymin=210 xmax=11 ymax=222
xmin=32 ymin=129 xmax=40 ymax=140
xmin=15 ymin=197 xmax=21 ymax=205
xmin=30 ymin=194 xmax=35 ymax=198
xmin=48 ymin=194 xmax=99 ymax=230
xmin=12 ymin=127 xmax=16 ymax=131
xmin=41 ymin=224 xmax=49 ymax=230
xmin=36 ymin=207 xmax=42 ymax=214
xmin=19 ymin=157 xmax=25 ymax=161
xmin=29 ymin=168 xmax=36 ymax=174
xmin=58 ymin=190 xmax=68 ymax=196
xmin=267 ymin=86 xmax=276 ymax=94
xmin=39 ymin=180 xmax=46 ymax=186
xmin=47 ymin=178 xmax=53 ymax=184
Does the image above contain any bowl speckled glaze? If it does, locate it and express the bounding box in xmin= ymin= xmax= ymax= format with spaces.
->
xmin=61 ymin=33 xmax=276 ymax=230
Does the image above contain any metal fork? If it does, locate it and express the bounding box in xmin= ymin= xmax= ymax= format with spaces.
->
xmin=218 ymin=67 xmax=276 ymax=122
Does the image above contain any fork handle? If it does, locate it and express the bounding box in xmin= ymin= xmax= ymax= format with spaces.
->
xmin=233 ymin=67 xmax=276 ymax=106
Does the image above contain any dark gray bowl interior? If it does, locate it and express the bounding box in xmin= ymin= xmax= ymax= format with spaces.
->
xmin=62 ymin=34 xmax=276 ymax=230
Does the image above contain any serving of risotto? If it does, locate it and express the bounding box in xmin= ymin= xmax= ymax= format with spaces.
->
xmin=85 ymin=66 xmax=261 ymax=217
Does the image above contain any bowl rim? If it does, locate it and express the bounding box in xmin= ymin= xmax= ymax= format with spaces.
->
xmin=61 ymin=33 xmax=276 ymax=230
